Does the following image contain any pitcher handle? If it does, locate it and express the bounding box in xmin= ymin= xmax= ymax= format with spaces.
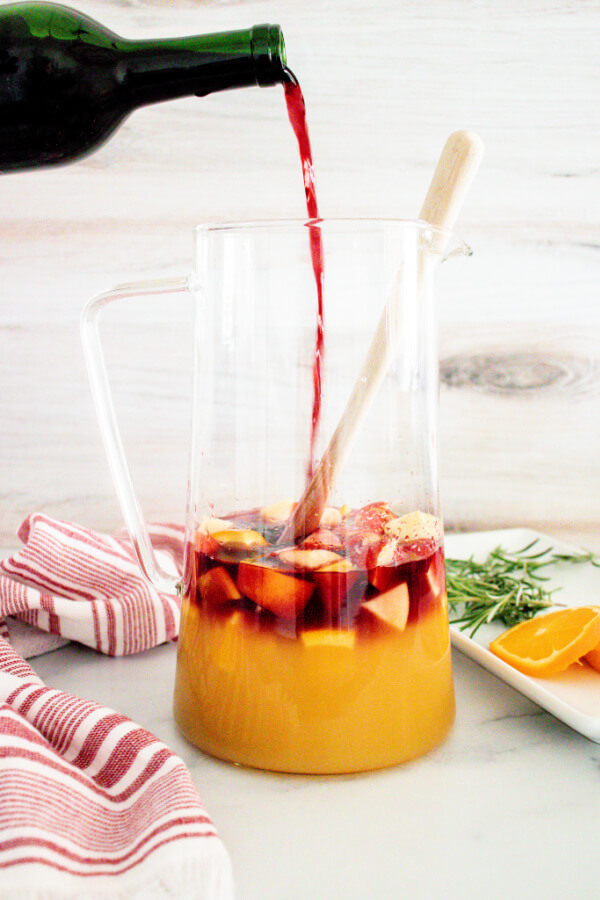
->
xmin=80 ymin=277 xmax=190 ymax=596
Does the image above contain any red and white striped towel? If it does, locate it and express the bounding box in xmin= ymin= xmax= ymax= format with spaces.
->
xmin=0 ymin=513 xmax=184 ymax=657
xmin=0 ymin=515 xmax=234 ymax=898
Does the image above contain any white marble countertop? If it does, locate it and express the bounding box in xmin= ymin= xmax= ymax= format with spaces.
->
xmin=32 ymin=638 xmax=600 ymax=900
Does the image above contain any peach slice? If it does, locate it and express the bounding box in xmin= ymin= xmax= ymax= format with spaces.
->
xmin=301 ymin=628 xmax=356 ymax=650
xmin=276 ymin=548 xmax=343 ymax=571
xmin=237 ymin=560 xmax=314 ymax=619
xmin=314 ymin=559 xmax=362 ymax=617
xmin=362 ymin=582 xmax=410 ymax=633
xmin=211 ymin=529 xmax=267 ymax=553
xmin=260 ymin=498 xmax=297 ymax=524
xmin=198 ymin=566 xmax=242 ymax=609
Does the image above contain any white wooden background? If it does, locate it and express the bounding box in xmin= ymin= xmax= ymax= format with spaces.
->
xmin=1 ymin=0 xmax=599 ymax=551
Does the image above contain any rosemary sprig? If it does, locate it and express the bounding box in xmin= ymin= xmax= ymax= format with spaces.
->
xmin=446 ymin=539 xmax=599 ymax=637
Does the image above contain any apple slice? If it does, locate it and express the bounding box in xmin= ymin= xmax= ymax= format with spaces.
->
xmin=362 ymin=582 xmax=410 ymax=633
xmin=338 ymin=503 xmax=396 ymax=568
xmin=194 ymin=517 xmax=237 ymax=557
xmin=194 ymin=531 xmax=220 ymax=557
xmin=385 ymin=510 xmax=442 ymax=540
xmin=319 ymin=507 xmax=343 ymax=528
xmin=211 ymin=529 xmax=268 ymax=553
xmin=354 ymin=503 xmax=395 ymax=533
xmin=237 ymin=560 xmax=314 ymax=619
xmin=198 ymin=566 xmax=242 ymax=609
xmin=313 ymin=559 xmax=362 ymax=617
xmin=300 ymin=528 xmax=342 ymax=552
xmin=366 ymin=552 xmax=402 ymax=591
xmin=276 ymin=548 xmax=343 ymax=571
xmin=198 ymin=515 xmax=233 ymax=534
xmin=260 ymin=498 xmax=297 ymax=524
xmin=301 ymin=628 xmax=356 ymax=650
xmin=410 ymin=550 xmax=445 ymax=609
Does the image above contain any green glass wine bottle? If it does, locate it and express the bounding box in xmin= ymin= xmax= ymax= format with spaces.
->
xmin=0 ymin=2 xmax=287 ymax=172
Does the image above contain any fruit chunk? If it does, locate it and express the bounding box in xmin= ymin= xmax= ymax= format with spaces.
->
xmin=237 ymin=560 xmax=313 ymax=619
xmin=369 ymin=512 xmax=443 ymax=569
xmin=198 ymin=516 xmax=233 ymax=534
xmin=319 ymin=507 xmax=343 ymax=528
xmin=362 ymin=583 xmax=410 ymax=633
xmin=301 ymin=529 xmax=342 ymax=552
xmin=211 ymin=529 xmax=267 ymax=552
xmin=301 ymin=628 xmax=356 ymax=649
xmin=194 ymin=530 xmax=220 ymax=557
xmin=314 ymin=559 xmax=362 ymax=617
xmin=489 ymin=606 xmax=600 ymax=678
xmin=276 ymin=548 xmax=343 ymax=571
xmin=584 ymin=643 xmax=600 ymax=671
xmin=198 ymin=566 xmax=242 ymax=609
xmin=384 ymin=510 xmax=443 ymax=544
xmin=260 ymin=498 xmax=296 ymax=523
xmin=341 ymin=503 xmax=396 ymax=567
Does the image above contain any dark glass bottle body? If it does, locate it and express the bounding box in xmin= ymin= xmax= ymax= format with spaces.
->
xmin=0 ymin=2 xmax=286 ymax=172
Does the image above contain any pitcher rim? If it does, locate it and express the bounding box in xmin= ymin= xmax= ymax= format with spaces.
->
xmin=194 ymin=218 xmax=471 ymax=257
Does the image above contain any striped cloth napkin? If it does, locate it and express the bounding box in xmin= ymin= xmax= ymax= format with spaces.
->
xmin=0 ymin=514 xmax=234 ymax=899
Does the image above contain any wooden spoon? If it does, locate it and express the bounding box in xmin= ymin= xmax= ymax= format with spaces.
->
xmin=278 ymin=130 xmax=484 ymax=545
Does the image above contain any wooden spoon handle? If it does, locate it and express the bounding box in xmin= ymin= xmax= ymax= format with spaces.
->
xmin=419 ymin=129 xmax=484 ymax=233
xmin=278 ymin=130 xmax=484 ymax=545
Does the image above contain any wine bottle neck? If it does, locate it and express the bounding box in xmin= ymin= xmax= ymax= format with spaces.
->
xmin=121 ymin=25 xmax=286 ymax=107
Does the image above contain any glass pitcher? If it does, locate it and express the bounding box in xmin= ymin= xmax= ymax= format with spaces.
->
xmin=81 ymin=219 xmax=470 ymax=774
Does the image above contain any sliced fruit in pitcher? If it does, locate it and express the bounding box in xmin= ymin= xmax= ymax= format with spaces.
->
xmin=301 ymin=628 xmax=356 ymax=649
xmin=276 ymin=548 xmax=343 ymax=571
xmin=199 ymin=566 xmax=242 ymax=609
xmin=260 ymin=498 xmax=297 ymax=524
xmin=211 ymin=529 xmax=268 ymax=552
xmin=362 ymin=582 xmax=410 ymax=633
xmin=374 ymin=511 xmax=443 ymax=568
xmin=314 ymin=559 xmax=362 ymax=617
xmin=319 ymin=507 xmax=343 ymax=528
xmin=237 ymin=559 xmax=314 ymax=619
xmin=300 ymin=528 xmax=342 ymax=552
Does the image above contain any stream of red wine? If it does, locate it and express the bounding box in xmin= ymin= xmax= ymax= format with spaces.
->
xmin=283 ymin=70 xmax=324 ymax=482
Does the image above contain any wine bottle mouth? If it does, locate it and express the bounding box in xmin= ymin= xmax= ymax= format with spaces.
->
xmin=251 ymin=24 xmax=287 ymax=86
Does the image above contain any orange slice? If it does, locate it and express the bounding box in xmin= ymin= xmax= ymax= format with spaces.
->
xmin=489 ymin=606 xmax=600 ymax=678
xmin=584 ymin=643 xmax=600 ymax=672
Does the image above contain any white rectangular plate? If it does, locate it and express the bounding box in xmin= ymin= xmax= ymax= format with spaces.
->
xmin=445 ymin=528 xmax=600 ymax=742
